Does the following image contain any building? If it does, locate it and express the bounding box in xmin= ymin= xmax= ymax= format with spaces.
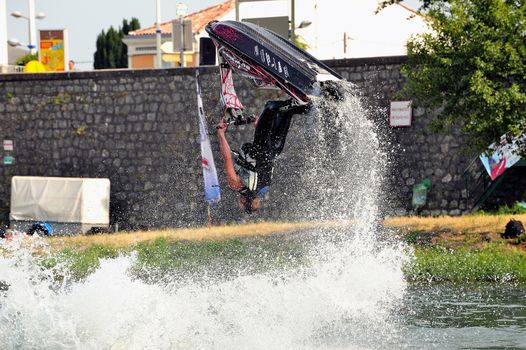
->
xmin=122 ymin=0 xmax=235 ymax=69
xmin=123 ymin=0 xmax=429 ymax=69
xmin=295 ymin=1 xmax=429 ymax=59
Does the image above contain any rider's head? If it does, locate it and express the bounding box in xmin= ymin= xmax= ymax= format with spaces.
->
xmin=239 ymin=195 xmax=261 ymax=214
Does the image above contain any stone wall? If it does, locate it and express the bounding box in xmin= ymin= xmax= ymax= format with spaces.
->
xmin=0 ymin=67 xmax=284 ymax=229
xmin=0 ymin=57 xmax=522 ymax=229
xmin=326 ymin=57 xmax=473 ymax=216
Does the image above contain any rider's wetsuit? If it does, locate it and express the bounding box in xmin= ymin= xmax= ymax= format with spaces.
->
xmin=233 ymin=99 xmax=310 ymax=202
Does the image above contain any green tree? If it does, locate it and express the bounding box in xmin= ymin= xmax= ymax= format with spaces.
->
xmin=377 ymin=0 xmax=437 ymax=12
xmin=93 ymin=17 xmax=140 ymax=69
xmin=15 ymin=53 xmax=38 ymax=66
xmin=381 ymin=0 xmax=526 ymax=155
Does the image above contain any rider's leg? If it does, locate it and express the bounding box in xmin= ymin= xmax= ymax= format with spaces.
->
xmin=268 ymin=109 xmax=294 ymax=157
xmin=251 ymin=100 xmax=291 ymax=157
xmin=250 ymin=99 xmax=310 ymax=161
xmin=267 ymin=100 xmax=310 ymax=157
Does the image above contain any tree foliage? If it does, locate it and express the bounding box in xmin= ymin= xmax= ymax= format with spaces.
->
xmin=15 ymin=53 xmax=38 ymax=66
xmin=381 ymin=0 xmax=526 ymax=156
xmin=377 ymin=0 xmax=438 ymax=12
xmin=94 ymin=18 xmax=140 ymax=69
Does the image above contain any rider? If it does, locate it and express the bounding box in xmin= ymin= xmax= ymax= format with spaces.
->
xmin=217 ymin=100 xmax=309 ymax=214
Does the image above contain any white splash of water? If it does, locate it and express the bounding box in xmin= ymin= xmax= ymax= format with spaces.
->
xmin=0 ymin=82 xmax=410 ymax=349
xmin=1 ymin=238 xmax=408 ymax=349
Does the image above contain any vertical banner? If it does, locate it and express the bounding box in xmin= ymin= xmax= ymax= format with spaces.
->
xmin=196 ymin=70 xmax=221 ymax=203
xmin=39 ymin=29 xmax=68 ymax=71
xmin=479 ymin=134 xmax=524 ymax=180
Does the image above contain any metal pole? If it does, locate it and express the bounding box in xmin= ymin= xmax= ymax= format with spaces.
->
xmin=155 ymin=0 xmax=162 ymax=68
xmin=235 ymin=0 xmax=239 ymax=21
xmin=207 ymin=204 xmax=212 ymax=229
xmin=180 ymin=15 xmax=185 ymax=67
xmin=290 ymin=0 xmax=295 ymax=42
xmin=0 ymin=0 xmax=8 ymax=66
xmin=28 ymin=0 xmax=37 ymax=55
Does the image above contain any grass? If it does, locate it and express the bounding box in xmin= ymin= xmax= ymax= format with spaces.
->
xmin=45 ymin=221 xmax=324 ymax=252
xmin=384 ymin=213 xmax=526 ymax=235
xmin=130 ymin=235 xmax=309 ymax=284
xmin=481 ymin=201 xmax=526 ymax=215
xmin=388 ymin=213 xmax=526 ymax=284
xmin=406 ymin=244 xmax=526 ymax=284
xmin=29 ymin=221 xmax=322 ymax=282
xmin=5 ymin=215 xmax=526 ymax=285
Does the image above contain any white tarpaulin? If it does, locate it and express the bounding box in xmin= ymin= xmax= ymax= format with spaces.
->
xmin=10 ymin=176 xmax=110 ymax=224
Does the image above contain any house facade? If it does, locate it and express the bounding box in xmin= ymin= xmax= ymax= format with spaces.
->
xmin=122 ymin=0 xmax=236 ymax=69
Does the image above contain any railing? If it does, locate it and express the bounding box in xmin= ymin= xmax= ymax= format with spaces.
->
xmin=461 ymin=156 xmax=493 ymax=211
xmin=0 ymin=65 xmax=25 ymax=74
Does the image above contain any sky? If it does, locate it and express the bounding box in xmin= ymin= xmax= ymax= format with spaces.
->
xmin=4 ymin=0 xmax=422 ymax=70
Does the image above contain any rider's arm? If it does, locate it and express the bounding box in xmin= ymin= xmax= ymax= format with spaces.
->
xmin=217 ymin=121 xmax=244 ymax=191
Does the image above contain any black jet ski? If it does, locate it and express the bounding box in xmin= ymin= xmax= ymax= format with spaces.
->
xmin=205 ymin=20 xmax=342 ymax=105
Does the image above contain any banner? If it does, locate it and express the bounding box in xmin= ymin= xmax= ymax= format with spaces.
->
xmin=196 ymin=70 xmax=221 ymax=204
xmin=479 ymin=133 xmax=524 ymax=180
xmin=39 ymin=29 xmax=68 ymax=71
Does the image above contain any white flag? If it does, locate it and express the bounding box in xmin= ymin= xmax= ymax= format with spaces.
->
xmin=196 ymin=70 xmax=221 ymax=204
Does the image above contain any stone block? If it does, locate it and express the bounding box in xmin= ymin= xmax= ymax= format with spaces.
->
xmin=441 ymin=174 xmax=452 ymax=183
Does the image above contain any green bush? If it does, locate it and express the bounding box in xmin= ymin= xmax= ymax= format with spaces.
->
xmin=405 ymin=244 xmax=526 ymax=284
xmin=478 ymin=201 xmax=526 ymax=215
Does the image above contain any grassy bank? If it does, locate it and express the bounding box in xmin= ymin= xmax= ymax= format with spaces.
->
xmin=390 ymin=213 xmax=526 ymax=284
xmin=33 ymin=221 xmax=321 ymax=282
xmin=406 ymin=244 xmax=526 ymax=284
xmin=4 ymin=214 xmax=526 ymax=284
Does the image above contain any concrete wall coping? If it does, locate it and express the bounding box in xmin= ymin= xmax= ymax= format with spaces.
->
xmin=324 ymin=55 xmax=407 ymax=68
xmin=0 ymin=56 xmax=408 ymax=82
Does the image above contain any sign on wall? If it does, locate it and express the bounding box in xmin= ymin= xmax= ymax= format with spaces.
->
xmin=390 ymin=100 xmax=412 ymax=127
xmin=39 ymin=29 xmax=68 ymax=72
xmin=3 ymin=156 xmax=14 ymax=165
xmin=3 ymin=139 xmax=13 ymax=151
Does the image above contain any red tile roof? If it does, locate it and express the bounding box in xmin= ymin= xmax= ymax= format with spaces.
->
xmin=129 ymin=0 xmax=234 ymax=36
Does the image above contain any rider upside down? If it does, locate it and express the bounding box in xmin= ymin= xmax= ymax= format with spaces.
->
xmin=217 ymin=98 xmax=310 ymax=214
xmin=208 ymin=20 xmax=343 ymax=214
xmin=215 ymin=50 xmax=314 ymax=213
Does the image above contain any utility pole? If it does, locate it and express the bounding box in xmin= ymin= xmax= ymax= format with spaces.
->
xmin=290 ymin=0 xmax=295 ymax=42
xmin=179 ymin=18 xmax=184 ymax=67
xmin=28 ymin=0 xmax=37 ymax=54
xmin=0 ymin=0 xmax=8 ymax=67
xmin=175 ymin=3 xmax=187 ymax=68
xmin=155 ymin=0 xmax=162 ymax=68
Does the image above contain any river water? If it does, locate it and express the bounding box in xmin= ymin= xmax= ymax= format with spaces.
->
xmin=1 ymin=82 xmax=524 ymax=349
xmin=398 ymin=285 xmax=526 ymax=349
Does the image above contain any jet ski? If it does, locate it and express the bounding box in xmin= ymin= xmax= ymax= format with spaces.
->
xmin=205 ymin=20 xmax=342 ymax=105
